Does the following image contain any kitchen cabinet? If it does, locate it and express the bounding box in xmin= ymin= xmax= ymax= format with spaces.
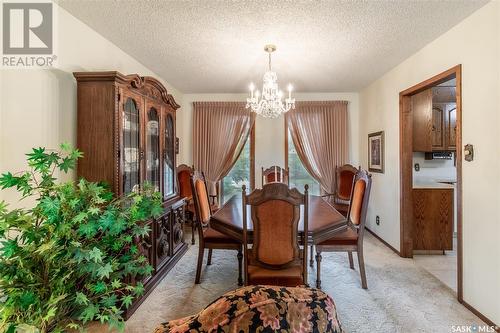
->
xmin=447 ymin=104 xmax=457 ymax=151
xmin=412 ymin=89 xmax=433 ymax=152
xmin=413 ymin=188 xmax=453 ymax=251
xmin=412 ymin=87 xmax=457 ymax=152
xmin=432 ymin=105 xmax=445 ymax=150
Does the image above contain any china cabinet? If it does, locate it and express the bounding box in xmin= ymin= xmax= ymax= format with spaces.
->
xmin=74 ymin=71 xmax=187 ymax=317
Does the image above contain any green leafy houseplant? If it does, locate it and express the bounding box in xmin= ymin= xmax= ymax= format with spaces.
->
xmin=0 ymin=144 xmax=163 ymax=333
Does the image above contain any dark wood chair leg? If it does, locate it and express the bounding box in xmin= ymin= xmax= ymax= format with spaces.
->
xmin=357 ymin=249 xmax=367 ymax=289
xmin=309 ymin=244 xmax=314 ymax=267
xmin=195 ymin=246 xmax=204 ymax=284
xmin=191 ymin=221 xmax=196 ymax=245
xmin=348 ymin=251 xmax=354 ymax=269
xmin=207 ymin=248 xmax=213 ymax=265
xmin=237 ymin=248 xmax=243 ymax=286
xmin=315 ymin=251 xmax=322 ymax=289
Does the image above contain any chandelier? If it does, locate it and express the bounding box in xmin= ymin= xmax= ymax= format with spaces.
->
xmin=246 ymin=44 xmax=295 ymax=118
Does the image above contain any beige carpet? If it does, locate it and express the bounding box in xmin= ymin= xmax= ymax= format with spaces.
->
xmin=121 ymin=232 xmax=484 ymax=333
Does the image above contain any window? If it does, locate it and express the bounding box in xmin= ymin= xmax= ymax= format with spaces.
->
xmin=286 ymin=130 xmax=321 ymax=195
xmin=221 ymin=128 xmax=255 ymax=204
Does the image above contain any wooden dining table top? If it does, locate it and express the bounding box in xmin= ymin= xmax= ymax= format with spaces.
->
xmin=210 ymin=194 xmax=347 ymax=244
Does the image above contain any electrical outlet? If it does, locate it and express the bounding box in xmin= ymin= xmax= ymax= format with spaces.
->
xmin=376 ymin=216 xmax=380 ymax=225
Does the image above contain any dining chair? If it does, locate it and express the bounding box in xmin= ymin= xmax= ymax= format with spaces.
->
xmin=315 ymin=169 xmax=372 ymax=289
xmin=190 ymin=171 xmax=243 ymax=285
xmin=242 ymin=182 xmax=309 ymax=287
xmin=321 ymin=164 xmax=359 ymax=217
xmin=177 ymin=164 xmax=196 ymax=244
xmin=261 ymin=165 xmax=289 ymax=185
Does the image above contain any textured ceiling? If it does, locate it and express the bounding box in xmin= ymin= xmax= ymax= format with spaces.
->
xmin=57 ymin=0 xmax=487 ymax=93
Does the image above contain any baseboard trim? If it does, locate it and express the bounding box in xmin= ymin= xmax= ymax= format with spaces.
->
xmin=364 ymin=230 xmax=497 ymax=330
xmin=365 ymin=227 xmax=400 ymax=255
xmin=460 ymin=300 xmax=499 ymax=332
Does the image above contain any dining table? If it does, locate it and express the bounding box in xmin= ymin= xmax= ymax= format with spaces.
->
xmin=210 ymin=194 xmax=348 ymax=245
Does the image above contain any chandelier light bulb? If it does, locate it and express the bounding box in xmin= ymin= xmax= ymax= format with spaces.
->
xmin=249 ymin=83 xmax=254 ymax=91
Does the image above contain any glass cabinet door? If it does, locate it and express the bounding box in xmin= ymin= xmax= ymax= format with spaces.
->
xmin=163 ymin=113 xmax=175 ymax=197
xmin=122 ymin=97 xmax=141 ymax=194
xmin=146 ymin=107 xmax=160 ymax=191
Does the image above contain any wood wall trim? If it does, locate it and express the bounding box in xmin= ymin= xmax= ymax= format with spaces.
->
xmin=460 ymin=301 xmax=499 ymax=332
xmin=399 ymin=65 xmax=463 ymax=302
xmin=399 ymin=66 xmax=461 ymax=96
xmin=284 ymin=115 xmax=289 ymax=171
xmin=365 ymin=227 xmax=400 ymax=255
xmin=250 ymin=124 xmax=256 ymax=190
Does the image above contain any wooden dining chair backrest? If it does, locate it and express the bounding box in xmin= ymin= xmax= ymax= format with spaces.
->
xmin=177 ymin=164 xmax=194 ymax=200
xmin=347 ymin=169 xmax=372 ymax=239
xmin=190 ymin=171 xmax=213 ymax=230
xmin=242 ymin=182 xmax=309 ymax=284
xmin=261 ymin=166 xmax=289 ymax=185
xmin=335 ymin=164 xmax=358 ymax=201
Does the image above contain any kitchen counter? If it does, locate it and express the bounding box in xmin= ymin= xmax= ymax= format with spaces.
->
xmin=412 ymin=182 xmax=455 ymax=189
xmin=413 ymin=178 xmax=456 ymax=189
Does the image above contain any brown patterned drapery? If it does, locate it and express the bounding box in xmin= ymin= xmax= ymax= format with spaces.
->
xmin=193 ymin=102 xmax=254 ymax=195
xmin=286 ymin=101 xmax=348 ymax=194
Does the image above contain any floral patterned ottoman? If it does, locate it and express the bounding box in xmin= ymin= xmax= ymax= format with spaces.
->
xmin=154 ymin=285 xmax=343 ymax=333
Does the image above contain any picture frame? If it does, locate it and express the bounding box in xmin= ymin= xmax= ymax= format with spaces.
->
xmin=368 ymin=131 xmax=384 ymax=173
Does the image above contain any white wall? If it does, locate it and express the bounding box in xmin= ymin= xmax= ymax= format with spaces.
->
xmin=0 ymin=4 xmax=182 ymax=208
xmin=359 ymin=1 xmax=500 ymax=323
xmin=412 ymin=152 xmax=456 ymax=183
xmin=178 ymin=93 xmax=359 ymax=188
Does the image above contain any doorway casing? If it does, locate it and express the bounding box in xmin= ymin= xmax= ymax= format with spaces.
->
xmin=398 ymin=65 xmax=463 ymax=301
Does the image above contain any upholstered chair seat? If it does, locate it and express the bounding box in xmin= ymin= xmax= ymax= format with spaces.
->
xmin=331 ymin=201 xmax=349 ymax=216
xmin=318 ymin=226 xmax=358 ymax=246
xmin=203 ymin=227 xmax=240 ymax=244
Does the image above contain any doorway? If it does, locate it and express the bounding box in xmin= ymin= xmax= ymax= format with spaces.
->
xmin=399 ymin=65 xmax=463 ymax=301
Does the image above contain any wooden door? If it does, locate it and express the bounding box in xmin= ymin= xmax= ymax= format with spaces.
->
xmin=120 ymin=90 xmax=144 ymax=195
xmin=413 ymin=189 xmax=453 ymax=251
xmin=412 ymin=89 xmax=433 ymax=152
xmin=447 ymin=104 xmax=457 ymax=151
xmin=431 ymin=105 xmax=445 ymax=150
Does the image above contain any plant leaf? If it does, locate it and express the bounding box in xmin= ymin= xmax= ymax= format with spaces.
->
xmin=97 ymin=263 xmax=113 ymax=279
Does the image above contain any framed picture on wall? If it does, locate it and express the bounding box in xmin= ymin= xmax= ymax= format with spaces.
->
xmin=368 ymin=131 xmax=384 ymax=173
